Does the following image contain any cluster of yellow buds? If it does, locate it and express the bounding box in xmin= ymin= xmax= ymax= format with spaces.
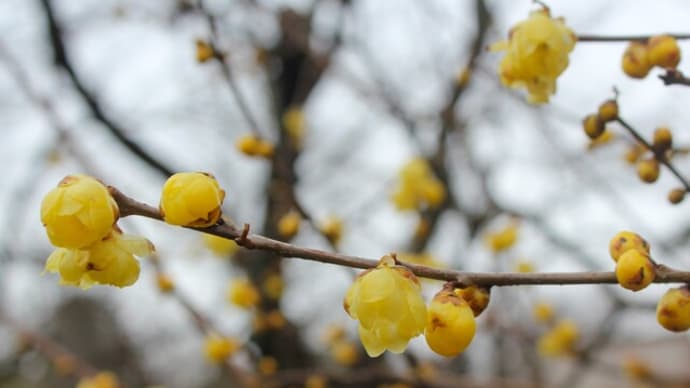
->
xmin=537 ymin=319 xmax=579 ymax=357
xmin=344 ymin=256 xmax=483 ymax=358
xmin=391 ymin=158 xmax=446 ymax=211
xmin=41 ymin=175 xmax=154 ymax=289
xmin=582 ymin=99 xmax=618 ymax=141
xmin=609 ymin=231 xmax=656 ymax=291
xmin=622 ymin=35 xmax=681 ymax=78
xmin=236 ymin=134 xmax=275 ymax=158
xmin=490 ymin=7 xmax=576 ymax=103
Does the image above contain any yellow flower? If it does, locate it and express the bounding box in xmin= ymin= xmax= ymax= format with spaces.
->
xmin=344 ymin=255 xmax=427 ymax=357
xmin=227 ymin=278 xmax=260 ymax=308
xmin=204 ymin=334 xmax=240 ymax=363
xmin=76 ymin=371 xmax=120 ymax=388
xmin=277 ymin=210 xmax=301 ymax=239
xmin=391 ymin=158 xmax=446 ymax=211
xmin=202 ymin=233 xmax=239 ymax=257
xmin=159 ymin=172 xmax=225 ymax=227
xmin=490 ymin=9 xmax=576 ymax=103
xmin=537 ymin=319 xmax=579 ymax=357
xmin=41 ymin=174 xmax=119 ymax=249
xmin=320 ymin=216 xmax=343 ymax=246
xmin=425 ymin=289 xmax=476 ymax=357
xmin=484 ymin=219 xmax=519 ymax=253
xmin=44 ymin=230 xmax=153 ymax=289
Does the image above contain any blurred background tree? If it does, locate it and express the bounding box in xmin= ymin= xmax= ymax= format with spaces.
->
xmin=2 ymin=0 xmax=690 ymax=387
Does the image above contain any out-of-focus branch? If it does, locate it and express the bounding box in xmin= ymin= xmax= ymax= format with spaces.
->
xmin=110 ymin=186 xmax=690 ymax=287
xmin=38 ymin=0 xmax=175 ymax=177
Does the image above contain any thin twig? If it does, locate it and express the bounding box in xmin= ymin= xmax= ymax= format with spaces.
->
xmin=577 ymin=33 xmax=690 ymax=42
xmin=109 ymin=186 xmax=690 ymax=287
xmin=659 ymin=69 xmax=690 ymax=87
xmin=615 ymin=117 xmax=690 ymax=192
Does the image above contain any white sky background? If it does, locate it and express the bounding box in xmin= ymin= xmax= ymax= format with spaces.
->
xmin=2 ymin=0 xmax=690 ymax=386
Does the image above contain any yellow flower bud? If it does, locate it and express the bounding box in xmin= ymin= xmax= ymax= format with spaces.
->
xmin=265 ymin=310 xmax=286 ymax=329
xmin=454 ymin=286 xmax=490 ymax=317
xmin=320 ymin=216 xmax=343 ymax=246
xmin=623 ymin=143 xmax=647 ymax=165
xmin=262 ymin=273 xmax=284 ymax=300
xmin=490 ymin=9 xmax=576 ymax=103
xmin=331 ymin=341 xmax=359 ymax=366
xmin=76 ymin=371 xmax=120 ymax=388
xmin=227 ymin=278 xmax=260 ymax=309
xmin=636 ymin=158 xmax=660 ymax=183
xmin=615 ymin=249 xmax=655 ymax=291
xmin=668 ymin=188 xmax=686 ymax=204
xmin=533 ymin=302 xmax=554 ymax=323
xmin=282 ymin=106 xmax=306 ymax=146
xmin=392 ymin=158 xmax=445 ymax=211
xmin=344 ymin=255 xmax=427 ymax=357
xmin=582 ymin=114 xmax=605 ymax=139
xmin=156 ymin=273 xmax=175 ymax=293
xmin=622 ymin=41 xmax=652 ymax=78
xmin=425 ymin=289 xmax=476 ymax=357
xmin=195 ymin=39 xmax=215 ymax=63
xmin=203 ymin=334 xmax=240 ymax=363
xmin=305 ymin=375 xmax=328 ymax=388
xmin=652 ymin=126 xmax=673 ymax=153
xmin=587 ymin=129 xmax=615 ymax=150
xmin=597 ymin=100 xmax=619 ymax=122
xmin=647 ymin=35 xmax=681 ymax=69
xmin=258 ymin=356 xmax=278 ymax=375
xmin=514 ymin=259 xmax=535 ymax=273
xmin=44 ymin=230 xmax=153 ymax=289
xmin=41 ymin=174 xmax=119 ymax=249
xmin=484 ymin=220 xmax=519 ymax=253
xmin=537 ymin=319 xmax=578 ymax=357
xmin=236 ymin=134 xmax=274 ymax=158
xmin=656 ymin=286 xmax=690 ymax=332
xmin=160 ymin=172 xmax=225 ymax=227
xmin=52 ymin=354 xmax=77 ymax=376
xmin=277 ymin=210 xmax=301 ymax=239
xmin=202 ymin=233 xmax=239 ymax=257
xmin=623 ymin=356 xmax=652 ymax=380
xmin=321 ymin=324 xmax=346 ymax=346
xmin=609 ymin=230 xmax=650 ymax=262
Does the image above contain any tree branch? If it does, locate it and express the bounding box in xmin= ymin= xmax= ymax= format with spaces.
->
xmin=39 ymin=0 xmax=175 ymax=177
xmin=109 ymin=186 xmax=690 ymax=287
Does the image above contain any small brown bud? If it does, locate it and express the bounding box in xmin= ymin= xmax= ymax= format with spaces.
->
xmin=668 ymin=188 xmax=686 ymax=204
xmin=597 ymin=100 xmax=619 ymax=122
xmin=582 ymin=114 xmax=605 ymax=139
